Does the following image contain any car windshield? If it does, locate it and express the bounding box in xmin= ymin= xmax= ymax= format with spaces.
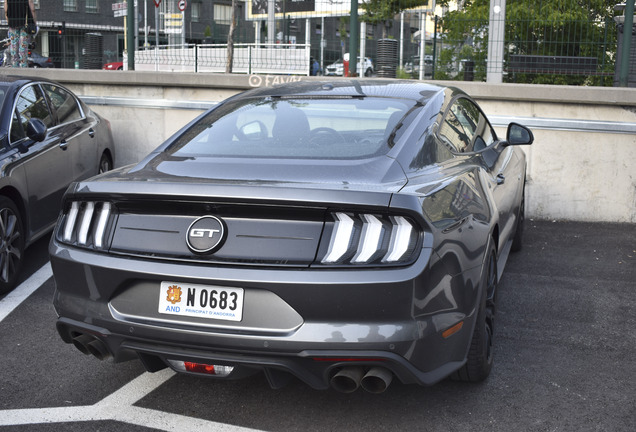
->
xmin=168 ymin=97 xmax=416 ymax=160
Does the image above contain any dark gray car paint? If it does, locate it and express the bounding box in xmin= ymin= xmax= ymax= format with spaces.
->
xmin=50 ymin=80 xmax=529 ymax=389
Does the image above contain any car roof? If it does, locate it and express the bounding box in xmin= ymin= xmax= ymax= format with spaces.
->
xmin=239 ymin=79 xmax=449 ymax=104
xmin=0 ymin=75 xmax=65 ymax=90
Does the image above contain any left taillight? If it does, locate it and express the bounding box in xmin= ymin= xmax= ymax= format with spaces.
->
xmin=57 ymin=201 xmax=116 ymax=250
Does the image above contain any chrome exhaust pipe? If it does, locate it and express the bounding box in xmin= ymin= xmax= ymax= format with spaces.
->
xmin=87 ymin=339 xmax=112 ymax=361
xmin=330 ymin=367 xmax=365 ymax=393
xmin=71 ymin=334 xmax=95 ymax=355
xmin=360 ymin=367 xmax=393 ymax=394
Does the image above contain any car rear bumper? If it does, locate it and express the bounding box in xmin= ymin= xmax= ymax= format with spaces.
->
xmin=51 ymin=240 xmax=481 ymax=390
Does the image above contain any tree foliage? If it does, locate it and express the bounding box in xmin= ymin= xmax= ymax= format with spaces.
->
xmin=361 ymin=0 xmax=430 ymax=37
xmin=438 ymin=0 xmax=618 ymax=85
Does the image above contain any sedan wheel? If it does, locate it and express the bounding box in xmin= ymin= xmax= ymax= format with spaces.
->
xmin=0 ymin=197 xmax=25 ymax=295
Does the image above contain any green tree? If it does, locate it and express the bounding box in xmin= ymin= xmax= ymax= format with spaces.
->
xmin=362 ymin=0 xmax=430 ymax=38
xmin=438 ymin=0 xmax=617 ymax=85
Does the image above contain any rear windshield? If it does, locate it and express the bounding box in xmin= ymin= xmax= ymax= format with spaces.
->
xmin=168 ymin=97 xmax=416 ymax=160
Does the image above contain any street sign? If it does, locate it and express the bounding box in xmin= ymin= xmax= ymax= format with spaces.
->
xmin=112 ymin=2 xmax=127 ymax=17
xmin=154 ymin=0 xmax=161 ymax=7
xmin=165 ymin=13 xmax=183 ymax=34
xmin=178 ymin=0 xmax=187 ymax=12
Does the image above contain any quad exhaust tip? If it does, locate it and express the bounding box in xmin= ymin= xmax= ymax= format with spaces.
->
xmin=330 ymin=366 xmax=393 ymax=394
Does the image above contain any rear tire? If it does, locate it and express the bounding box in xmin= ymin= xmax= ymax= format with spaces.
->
xmin=452 ymin=242 xmax=496 ymax=382
xmin=511 ymin=188 xmax=525 ymax=253
xmin=99 ymin=152 xmax=113 ymax=174
xmin=0 ymin=197 xmax=25 ymax=295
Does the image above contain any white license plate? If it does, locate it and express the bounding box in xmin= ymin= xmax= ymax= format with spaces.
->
xmin=158 ymin=282 xmax=244 ymax=322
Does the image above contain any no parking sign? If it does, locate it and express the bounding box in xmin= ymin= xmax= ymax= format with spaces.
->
xmin=178 ymin=0 xmax=187 ymax=11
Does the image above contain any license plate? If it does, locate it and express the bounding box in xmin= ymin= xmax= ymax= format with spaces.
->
xmin=158 ymin=282 xmax=244 ymax=322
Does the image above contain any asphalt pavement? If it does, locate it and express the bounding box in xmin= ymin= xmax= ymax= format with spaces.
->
xmin=0 ymin=220 xmax=634 ymax=431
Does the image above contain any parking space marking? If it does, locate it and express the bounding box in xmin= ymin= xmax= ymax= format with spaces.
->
xmin=0 ymin=264 xmax=263 ymax=431
xmin=0 ymin=263 xmax=52 ymax=323
xmin=0 ymin=360 xmax=263 ymax=431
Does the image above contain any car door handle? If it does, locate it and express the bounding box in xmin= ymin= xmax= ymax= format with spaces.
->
xmin=496 ymin=173 xmax=505 ymax=185
xmin=59 ymin=140 xmax=68 ymax=151
xmin=88 ymin=128 xmax=95 ymax=138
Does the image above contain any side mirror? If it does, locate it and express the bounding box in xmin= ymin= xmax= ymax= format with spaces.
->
xmin=26 ymin=118 xmax=47 ymax=142
xmin=505 ymin=122 xmax=533 ymax=146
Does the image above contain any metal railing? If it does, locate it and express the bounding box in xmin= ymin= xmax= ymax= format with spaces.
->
xmin=134 ymin=43 xmax=311 ymax=75
xmin=5 ymin=0 xmax=629 ymax=85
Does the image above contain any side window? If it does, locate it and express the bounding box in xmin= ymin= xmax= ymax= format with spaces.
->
xmin=439 ymin=98 xmax=496 ymax=153
xmin=42 ymin=84 xmax=83 ymax=124
xmin=11 ymin=85 xmax=53 ymax=143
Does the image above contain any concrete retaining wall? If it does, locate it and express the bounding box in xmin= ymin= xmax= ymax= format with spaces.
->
xmin=3 ymin=69 xmax=635 ymax=223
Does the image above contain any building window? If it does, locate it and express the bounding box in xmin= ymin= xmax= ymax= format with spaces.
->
xmin=86 ymin=0 xmax=98 ymax=13
xmin=214 ymin=4 xmax=232 ymax=25
xmin=191 ymin=1 xmax=201 ymax=23
xmin=63 ymin=0 xmax=78 ymax=12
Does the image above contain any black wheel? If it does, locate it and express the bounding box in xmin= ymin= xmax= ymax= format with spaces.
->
xmin=365 ymin=68 xmax=372 ymax=77
xmin=511 ymin=187 xmax=525 ymax=252
xmin=453 ymin=242 xmax=496 ymax=382
xmin=98 ymin=152 xmax=113 ymax=174
xmin=0 ymin=197 xmax=25 ymax=295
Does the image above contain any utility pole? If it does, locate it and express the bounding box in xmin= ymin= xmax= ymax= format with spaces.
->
xmin=486 ymin=0 xmax=505 ymax=83
xmin=619 ymin=0 xmax=635 ymax=86
xmin=349 ymin=0 xmax=358 ymax=76
xmin=127 ymin=0 xmax=135 ymax=70
xmin=267 ymin=0 xmax=275 ymax=44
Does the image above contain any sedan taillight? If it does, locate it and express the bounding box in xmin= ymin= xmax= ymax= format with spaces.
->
xmin=319 ymin=212 xmax=420 ymax=266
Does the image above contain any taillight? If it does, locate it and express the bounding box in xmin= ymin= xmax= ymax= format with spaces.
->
xmin=319 ymin=212 xmax=420 ymax=266
xmin=58 ymin=200 xmax=115 ymax=250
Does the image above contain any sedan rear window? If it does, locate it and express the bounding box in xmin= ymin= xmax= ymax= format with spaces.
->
xmin=168 ymin=97 xmax=416 ymax=160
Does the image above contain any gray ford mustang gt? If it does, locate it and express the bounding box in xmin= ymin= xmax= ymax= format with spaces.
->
xmin=50 ymin=80 xmax=533 ymax=393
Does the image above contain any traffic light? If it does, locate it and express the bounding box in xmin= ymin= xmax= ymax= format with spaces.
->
xmin=57 ymin=22 xmax=65 ymax=39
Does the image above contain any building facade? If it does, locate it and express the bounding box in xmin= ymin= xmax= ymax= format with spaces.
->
xmin=0 ymin=1 xmax=420 ymax=71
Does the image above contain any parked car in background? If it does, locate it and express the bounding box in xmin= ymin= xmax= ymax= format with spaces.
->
xmin=325 ymin=54 xmax=374 ymax=76
xmin=103 ymin=61 xmax=123 ymax=71
xmin=28 ymin=52 xmax=54 ymax=68
xmin=50 ymin=80 xmax=533 ymax=393
xmin=0 ymin=76 xmax=114 ymax=294
xmin=404 ymin=55 xmax=433 ymax=78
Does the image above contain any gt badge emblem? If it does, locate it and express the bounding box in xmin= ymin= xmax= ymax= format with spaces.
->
xmin=186 ymin=215 xmax=225 ymax=254
xmin=166 ymin=285 xmax=182 ymax=304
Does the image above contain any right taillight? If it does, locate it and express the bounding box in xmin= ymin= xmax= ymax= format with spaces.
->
xmin=319 ymin=212 xmax=420 ymax=266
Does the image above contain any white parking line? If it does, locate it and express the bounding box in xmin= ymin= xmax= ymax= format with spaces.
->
xmin=0 ymin=369 xmax=262 ymax=431
xmin=0 ymin=262 xmax=52 ymax=323
xmin=0 ymin=263 xmax=264 ymax=431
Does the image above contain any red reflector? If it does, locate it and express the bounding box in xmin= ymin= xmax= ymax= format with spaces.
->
xmin=184 ymin=361 xmax=216 ymax=374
